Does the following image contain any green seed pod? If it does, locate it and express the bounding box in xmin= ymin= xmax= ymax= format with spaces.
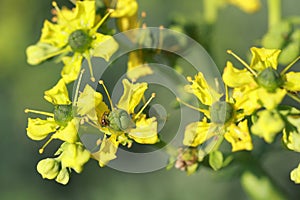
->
xmin=54 ymin=105 xmax=73 ymax=127
xmin=256 ymin=67 xmax=283 ymax=93
xmin=107 ymin=109 xmax=134 ymax=131
xmin=68 ymin=29 xmax=92 ymax=53
xmin=210 ymin=101 xmax=234 ymax=124
xmin=37 ymin=158 xmax=60 ymax=180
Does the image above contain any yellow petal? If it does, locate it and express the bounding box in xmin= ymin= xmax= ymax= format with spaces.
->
xmin=61 ymin=55 xmax=83 ymax=84
xmin=36 ymin=158 xmax=60 ymax=180
xmin=284 ymin=72 xmax=300 ymax=92
xmin=224 ymin=120 xmax=253 ymax=152
xmin=232 ymin=86 xmax=261 ymax=116
xmin=58 ymin=142 xmax=90 ymax=173
xmin=44 ymin=79 xmax=71 ymax=105
xmin=117 ymin=79 xmax=147 ymax=114
xmin=72 ymin=1 xmax=96 ymax=29
xmin=77 ymin=84 xmax=109 ymax=123
xmin=185 ymin=72 xmax=221 ymax=106
xmin=92 ymin=135 xmax=119 ymax=167
xmin=40 ymin=20 xmax=68 ymax=47
xmin=92 ymin=34 xmax=119 ymax=61
xmin=257 ymin=88 xmax=286 ymax=109
xmin=283 ymin=129 xmax=300 ymax=152
xmin=53 ymin=119 xmax=78 ymax=143
xmin=291 ymin=164 xmax=300 ymax=184
xmin=26 ymin=42 xmax=62 ymax=65
xmin=250 ymin=47 xmax=281 ymax=71
xmin=128 ymin=115 xmax=159 ymax=144
xmin=183 ymin=118 xmax=214 ymax=147
xmin=223 ymin=61 xmax=254 ymax=88
xmin=26 ymin=118 xmax=57 ymax=140
xmin=55 ymin=167 xmax=70 ymax=185
xmin=251 ymin=110 xmax=285 ymax=143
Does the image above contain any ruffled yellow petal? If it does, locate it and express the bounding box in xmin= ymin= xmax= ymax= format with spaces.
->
xmin=26 ymin=42 xmax=62 ymax=65
xmin=36 ymin=158 xmax=60 ymax=180
xmin=91 ymin=33 xmax=119 ymax=61
xmin=224 ymin=120 xmax=253 ymax=152
xmin=57 ymin=142 xmax=90 ymax=173
xmin=183 ymin=119 xmax=212 ymax=147
xmin=40 ymin=20 xmax=68 ymax=47
xmin=128 ymin=115 xmax=159 ymax=144
xmin=55 ymin=167 xmax=70 ymax=185
xmin=284 ymin=72 xmax=300 ymax=92
xmin=185 ymin=72 xmax=221 ymax=106
xmin=250 ymin=47 xmax=281 ymax=71
xmin=251 ymin=110 xmax=285 ymax=143
xmin=26 ymin=118 xmax=57 ymax=140
xmin=77 ymin=84 xmax=109 ymax=123
xmin=53 ymin=119 xmax=78 ymax=143
xmin=117 ymin=79 xmax=148 ymax=114
xmin=92 ymin=135 xmax=119 ymax=167
xmin=257 ymin=88 xmax=286 ymax=109
xmin=291 ymin=164 xmax=300 ymax=184
xmin=232 ymin=86 xmax=261 ymax=116
xmin=223 ymin=61 xmax=254 ymax=88
xmin=61 ymin=55 xmax=83 ymax=83
xmin=70 ymin=1 xmax=96 ymax=29
xmin=227 ymin=0 xmax=261 ymax=13
xmin=44 ymin=79 xmax=71 ymax=105
xmin=283 ymin=130 xmax=300 ymax=152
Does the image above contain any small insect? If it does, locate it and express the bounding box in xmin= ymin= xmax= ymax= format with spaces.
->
xmin=100 ymin=111 xmax=110 ymax=127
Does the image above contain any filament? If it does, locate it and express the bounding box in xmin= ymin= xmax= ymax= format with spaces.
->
xmin=24 ymin=109 xmax=54 ymax=117
xmin=227 ymin=50 xmax=257 ymax=76
xmin=99 ymin=80 xmax=114 ymax=110
xmin=134 ymin=93 xmax=156 ymax=120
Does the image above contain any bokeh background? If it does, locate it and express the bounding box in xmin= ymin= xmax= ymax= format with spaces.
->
xmin=1 ymin=0 xmax=300 ymax=199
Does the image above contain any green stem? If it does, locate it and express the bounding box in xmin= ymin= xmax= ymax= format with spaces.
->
xmin=267 ymin=0 xmax=282 ymax=29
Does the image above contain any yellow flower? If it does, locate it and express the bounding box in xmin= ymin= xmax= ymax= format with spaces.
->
xmin=180 ymin=72 xmax=253 ymax=152
xmin=25 ymin=79 xmax=78 ymax=153
xmin=26 ymin=1 xmax=119 ymax=82
xmin=77 ymin=79 xmax=159 ymax=166
xmin=36 ymin=142 xmax=90 ymax=185
xmin=223 ymin=47 xmax=300 ymax=111
xmin=227 ymin=0 xmax=261 ymax=13
xmin=282 ymin=108 xmax=300 ymax=151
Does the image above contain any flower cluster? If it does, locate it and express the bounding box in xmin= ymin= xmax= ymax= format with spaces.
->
xmin=25 ymin=0 xmax=300 ymax=189
xmin=25 ymin=0 xmax=159 ymax=185
xmin=170 ymin=47 xmax=300 ymax=184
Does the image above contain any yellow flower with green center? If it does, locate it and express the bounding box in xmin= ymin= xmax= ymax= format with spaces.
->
xmin=26 ymin=1 xmax=119 ymax=82
xmin=76 ymin=79 xmax=159 ymax=166
xmin=37 ymin=142 xmax=90 ymax=185
xmin=223 ymin=47 xmax=300 ymax=112
xmin=25 ymin=79 xmax=78 ymax=153
xmin=179 ymin=72 xmax=253 ymax=153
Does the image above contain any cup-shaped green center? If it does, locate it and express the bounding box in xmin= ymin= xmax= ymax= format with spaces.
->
xmin=68 ymin=30 xmax=92 ymax=53
xmin=54 ymin=105 xmax=73 ymax=127
xmin=256 ymin=67 xmax=283 ymax=93
xmin=210 ymin=101 xmax=234 ymax=124
xmin=108 ymin=109 xmax=134 ymax=131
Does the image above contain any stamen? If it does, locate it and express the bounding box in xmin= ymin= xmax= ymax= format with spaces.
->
xmin=99 ymin=80 xmax=114 ymax=110
xmin=176 ymin=97 xmax=203 ymax=112
xmin=186 ymin=76 xmax=193 ymax=82
xmin=73 ymin=69 xmax=85 ymax=106
xmin=281 ymin=56 xmax=300 ymax=75
xmin=93 ymin=9 xmax=115 ymax=31
xmin=25 ymin=109 xmax=54 ymax=117
xmin=141 ymin=11 xmax=147 ymax=18
xmin=86 ymin=57 xmax=95 ymax=82
xmin=134 ymin=93 xmax=156 ymax=120
xmin=39 ymin=137 xmax=54 ymax=154
xmin=227 ymin=50 xmax=257 ymax=76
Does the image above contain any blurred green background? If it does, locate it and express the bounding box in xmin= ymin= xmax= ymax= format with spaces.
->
xmin=1 ymin=0 xmax=300 ymax=199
